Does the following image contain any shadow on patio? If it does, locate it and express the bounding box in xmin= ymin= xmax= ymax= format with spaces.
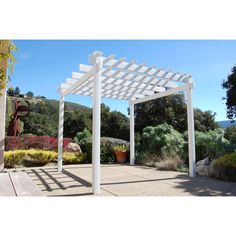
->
xmin=24 ymin=164 xmax=236 ymax=196
xmin=172 ymin=174 xmax=236 ymax=196
xmin=25 ymin=167 xmax=93 ymax=196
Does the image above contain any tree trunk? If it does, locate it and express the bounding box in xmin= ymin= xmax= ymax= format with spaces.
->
xmin=0 ymin=40 xmax=9 ymax=172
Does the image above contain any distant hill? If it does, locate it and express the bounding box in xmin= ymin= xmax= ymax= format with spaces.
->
xmin=7 ymin=96 xmax=92 ymax=114
xmin=217 ymin=120 xmax=236 ymax=128
xmin=6 ymin=96 xmax=92 ymax=137
xmin=5 ymin=87 xmax=129 ymax=140
xmin=44 ymin=98 xmax=92 ymax=114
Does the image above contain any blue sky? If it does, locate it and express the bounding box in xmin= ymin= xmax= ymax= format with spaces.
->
xmin=10 ymin=40 xmax=236 ymax=121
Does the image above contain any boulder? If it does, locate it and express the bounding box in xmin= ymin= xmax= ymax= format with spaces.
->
xmin=196 ymin=157 xmax=211 ymax=176
xmin=196 ymin=164 xmax=209 ymax=176
xmin=67 ymin=142 xmax=82 ymax=153
xmin=196 ymin=157 xmax=210 ymax=166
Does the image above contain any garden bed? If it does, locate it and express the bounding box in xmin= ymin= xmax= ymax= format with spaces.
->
xmin=4 ymin=150 xmax=85 ymax=168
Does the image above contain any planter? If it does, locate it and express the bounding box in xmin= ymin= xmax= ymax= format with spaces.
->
xmin=114 ymin=150 xmax=127 ymax=163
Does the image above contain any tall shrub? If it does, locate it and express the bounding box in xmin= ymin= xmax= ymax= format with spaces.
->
xmin=140 ymin=123 xmax=185 ymax=157
xmin=194 ymin=128 xmax=234 ymax=161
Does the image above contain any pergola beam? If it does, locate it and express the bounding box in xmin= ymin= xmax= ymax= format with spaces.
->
xmin=64 ymin=72 xmax=178 ymax=98
xmin=79 ymin=64 xmax=180 ymax=88
xmin=62 ymin=66 xmax=96 ymax=96
xmin=103 ymin=57 xmax=191 ymax=83
xmin=79 ymin=63 xmax=191 ymax=86
xmin=131 ymin=84 xmax=188 ymax=105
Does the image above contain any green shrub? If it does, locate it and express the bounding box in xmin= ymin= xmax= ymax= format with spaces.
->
xmin=210 ymin=153 xmax=236 ymax=181
xmin=140 ymin=123 xmax=184 ymax=157
xmin=193 ymin=128 xmax=234 ymax=161
xmin=4 ymin=149 xmax=87 ymax=168
xmin=63 ymin=152 xmax=85 ymax=164
xmin=214 ymin=153 xmax=236 ymax=168
xmin=100 ymin=144 xmax=115 ymax=163
xmin=4 ymin=150 xmax=27 ymax=168
xmin=80 ymin=137 xmax=93 ymax=163
xmin=73 ymin=128 xmax=92 ymax=145
xmin=80 ymin=136 xmax=127 ymax=163
xmin=23 ymin=150 xmax=57 ymax=167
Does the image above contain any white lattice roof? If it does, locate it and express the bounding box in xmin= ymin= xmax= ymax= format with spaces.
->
xmin=59 ymin=51 xmax=192 ymax=101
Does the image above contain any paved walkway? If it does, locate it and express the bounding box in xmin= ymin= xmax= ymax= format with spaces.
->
xmin=0 ymin=172 xmax=44 ymax=196
xmin=7 ymin=164 xmax=236 ymax=196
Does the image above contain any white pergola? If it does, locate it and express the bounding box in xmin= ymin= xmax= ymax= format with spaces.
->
xmin=57 ymin=51 xmax=196 ymax=194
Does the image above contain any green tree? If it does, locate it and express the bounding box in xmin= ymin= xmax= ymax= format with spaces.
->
xmin=134 ymin=94 xmax=187 ymax=134
xmin=7 ymin=87 xmax=14 ymax=96
xmin=134 ymin=94 xmax=218 ymax=134
xmin=224 ymin=125 xmax=236 ymax=145
xmin=101 ymin=104 xmax=129 ymax=140
xmin=20 ymin=97 xmax=93 ymax=138
xmin=222 ymin=65 xmax=236 ymax=121
xmin=194 ymin=109 xmax=218 ymax=132
xmin=64 ymin=110 xmax=92 ymax=138
xmin=14 ymin=86 xmax=20 ymax=96
xmin=22 ymin=112 xmax=58 ymax=136
xmin=26 ymin=91 xmax=34 ymax=98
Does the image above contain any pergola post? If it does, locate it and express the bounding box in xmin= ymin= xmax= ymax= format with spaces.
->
xmin=0 ymin=88 xmax=7 ymax=173
xmin=129 ymin=100 xmax=135 ymax=165
xmin=92 ymin=53 xmax=103 ymax=194
xmin=57 ymin=93 xmax=65 ymax=172
xmin=186 ymin=82 xmax=196 ymax=177
xmin=0 ymin=40 xmax=9 ymax=173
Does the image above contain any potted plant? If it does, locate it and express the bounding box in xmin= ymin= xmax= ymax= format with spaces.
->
xmin=113 ymin=144 xmax=128 ymax=163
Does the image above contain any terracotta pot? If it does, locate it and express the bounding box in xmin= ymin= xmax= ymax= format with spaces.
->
xmin=114 ymin=150 xmax=127 ymax=163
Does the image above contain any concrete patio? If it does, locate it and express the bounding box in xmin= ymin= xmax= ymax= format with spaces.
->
xmin=4 ymin=164 xmax=236 ymax=196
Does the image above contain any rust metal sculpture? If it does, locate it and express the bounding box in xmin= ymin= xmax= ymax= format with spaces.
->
xmin=7 ymin=99 xmax=30 ymax=136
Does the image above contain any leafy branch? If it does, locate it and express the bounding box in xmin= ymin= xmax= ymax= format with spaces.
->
xmin=0 ymin=40 xmax=17 ymax=95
